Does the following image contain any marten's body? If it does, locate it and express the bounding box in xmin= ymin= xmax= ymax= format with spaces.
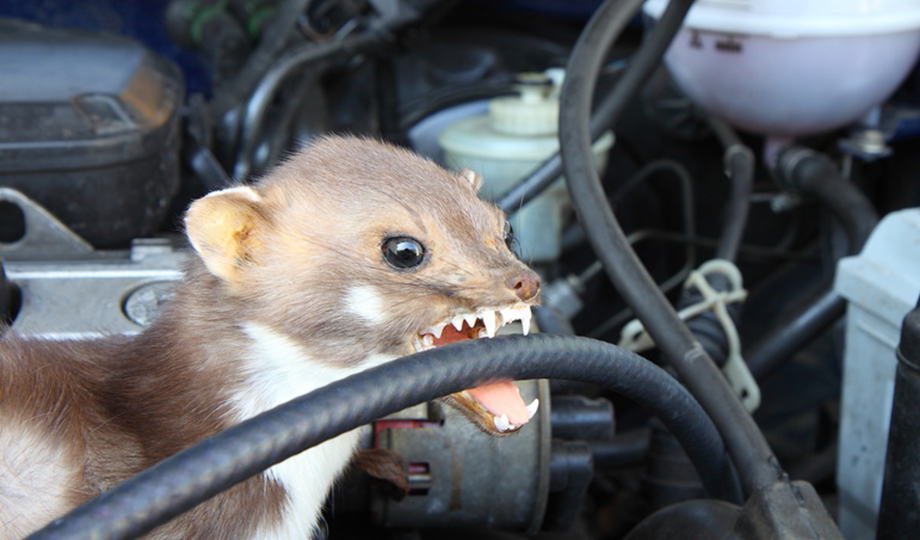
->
xmin=0 ymin=137 xmax=540 ymax=539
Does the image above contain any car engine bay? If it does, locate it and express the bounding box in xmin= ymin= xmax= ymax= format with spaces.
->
xmin=3 ymin=0 xmax=920 ymax=539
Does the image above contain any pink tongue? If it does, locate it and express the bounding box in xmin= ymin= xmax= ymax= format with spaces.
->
xmin=466 ymin=381 xmax=530 ymax=426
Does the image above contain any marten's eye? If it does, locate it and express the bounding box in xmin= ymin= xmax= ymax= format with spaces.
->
xmin=502 ymin=221 xmax=515 ymax=248
xmin=383 ymin=236 xmax=426 ymax=269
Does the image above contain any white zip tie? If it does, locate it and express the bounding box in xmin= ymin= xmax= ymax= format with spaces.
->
xmin=618 ymin=259 xmax=760 ymax=412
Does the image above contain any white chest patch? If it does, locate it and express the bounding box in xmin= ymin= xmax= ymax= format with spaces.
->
xmin=0 ymin=417 xmax=78 ymax=539
xmin=344 ymin=285 xmax=386 ymax=326
xmin=236 ymin=323 xmax=394 ymax=540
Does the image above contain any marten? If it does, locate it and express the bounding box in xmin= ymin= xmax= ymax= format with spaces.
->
xmin=0 ymin=136 xmax=541 ymax=539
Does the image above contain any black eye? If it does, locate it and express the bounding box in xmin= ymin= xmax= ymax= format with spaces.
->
xmin=383 ymin=237 xmax=426 ymax=269
xmin=502 ymin=221 xmax=514 ymax=248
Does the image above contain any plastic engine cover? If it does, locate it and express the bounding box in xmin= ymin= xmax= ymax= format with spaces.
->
xmin=0 ymin=18 xmax=183 ymax=249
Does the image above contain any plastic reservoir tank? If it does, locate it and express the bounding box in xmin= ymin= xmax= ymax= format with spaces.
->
xmin=834 ymin=208 xmax=920 ymax=540
xmin=438 ymin=71 xmax=614 ymax=263
xmin=642 ymin=0 xmax=920 ymax=137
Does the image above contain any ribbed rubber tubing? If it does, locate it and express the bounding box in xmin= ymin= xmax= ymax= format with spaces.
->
xmin=28 ymin=334 xmax=740 ymax=540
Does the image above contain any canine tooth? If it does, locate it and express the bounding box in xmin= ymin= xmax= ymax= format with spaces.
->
xmin=482 ymin=310 xmax=498 ymax=338
xmin=422 ymin=334 xmax=434 ymax=348
xmin=526 ymin=398 xmax=540 ymax=419
xmin=520 ymin=307 xmax=532 ymax=336
xmin=451 ymin=316 xmax=465 ymax=332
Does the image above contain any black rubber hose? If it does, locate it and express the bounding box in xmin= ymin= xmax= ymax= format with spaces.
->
xmin=208 ymin=0 xmax=313 ymax=120
xmin=29 ymin=334 xmax=741 ymax=540
xmin=559 ymin=0 xmax=783 ymax=495
xmin=590 ymin=428 xmax=651 ymax=469
xmin=233 ymin=30 xmax=387 ymax=179
xmin=775 ymin=147 xmax=879 ymax=253
xmin=746 ymin=290 xmax=846 ymax=380
xmin=707 ymin=116 xmax=754 ymax=263
xmin=745 ymin=148 xmax=880 ymax=379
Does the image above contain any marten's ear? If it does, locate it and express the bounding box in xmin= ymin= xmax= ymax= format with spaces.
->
xmin=458 ymin=168 xmax=483 ymax=192
xmin=185 ymin=186 xmax=266 ymax=283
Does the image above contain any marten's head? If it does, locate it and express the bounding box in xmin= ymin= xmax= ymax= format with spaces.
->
xmin=185 ymin=136 xmax=541 ymax=434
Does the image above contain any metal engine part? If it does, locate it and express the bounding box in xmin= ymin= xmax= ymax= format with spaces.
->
xmin=0 ymin=189 xmax=185 ymax=340
xmin=373 ymin=380 xmax=552 ymax=534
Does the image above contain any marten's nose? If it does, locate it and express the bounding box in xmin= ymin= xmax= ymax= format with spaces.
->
xmin=506 ymin=270 xmax=541 ymax=302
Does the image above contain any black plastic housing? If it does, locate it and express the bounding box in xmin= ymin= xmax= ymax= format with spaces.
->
xmin=877 ymin=297 xmax=920 ymax=539
xmin=0 ymin=18 xmax=183 ymax=249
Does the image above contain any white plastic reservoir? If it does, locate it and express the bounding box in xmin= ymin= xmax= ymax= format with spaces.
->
xmin=642 ymin=0 xmax=920 ymax=137
xmin=438 ymin=71 xmax=614 ymax=263
xmin=834 ymin=208 xmax=920 ymax=540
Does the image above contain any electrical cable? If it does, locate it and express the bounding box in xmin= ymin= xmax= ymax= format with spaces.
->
xmin=580 ymin=159 xmax=699 ymax=339
xmin=611 ymin=158 xmax=697 ymax=272
xmin=622 ymin=229 xmax=812 ymax=262
xmin=557 ymin=156 xmax=697 ymax=330
xmin=28 ymin=334 xmax=741 ymax=540
xmin=558 ymin=0 xmax=783 ymax=495
xmin=580 ymin=158 xmax=700 ymax=340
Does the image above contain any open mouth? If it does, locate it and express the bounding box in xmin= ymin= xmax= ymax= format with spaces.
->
xmin=410 ymin=305 xmax=538 ymax=434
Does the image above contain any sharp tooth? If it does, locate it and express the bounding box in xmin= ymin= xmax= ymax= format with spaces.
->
xmin=499 ymin=307 xmax=517 ymax=325
xmin=464 ymin=314 xmax=478 ymax=329
xmin=526 ymin=398 xmax=539 ymax=419
xmin=482 ymin=310 xmax=498 ymax=338
xmin=493 ymin=413 xmax=511 ymax=432
xmin=520 ymin=307 xmax=532 ymax=336
xmin=412 ymin=335 xmax=423 ymax=353
xmin=428 ymin=322 xmax=447 ymax=339
xmin=422 ymin=334 xmax=434 ymax=349
xmin=477 ymin=328 xmax=488 ymax=339
xmin=451 ymin=316 xmax=465 ymax=332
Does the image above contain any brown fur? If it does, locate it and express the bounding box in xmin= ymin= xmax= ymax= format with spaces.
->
xmin=0 ymin=136 xmax=540 ymax=538
xmin=0 ymin=278 xmax=287 ymax=539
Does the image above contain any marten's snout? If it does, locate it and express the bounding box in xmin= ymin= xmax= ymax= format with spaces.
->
xmin=506 ymin=269 xmax=541 ymax=302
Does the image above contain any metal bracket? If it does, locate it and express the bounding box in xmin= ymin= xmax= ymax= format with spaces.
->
xmin=0 ymin=187 xmax=93 ymax=258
